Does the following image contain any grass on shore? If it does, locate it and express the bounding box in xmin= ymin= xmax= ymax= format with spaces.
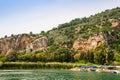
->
xmin=0 ymin=62 xmax=88 ymax=69
xmin=1 ymin=61 xmax=119 ymax=69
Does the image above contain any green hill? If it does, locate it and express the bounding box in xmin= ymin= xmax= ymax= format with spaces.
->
xmin=0 ymin=7 xmax=120 ymax=65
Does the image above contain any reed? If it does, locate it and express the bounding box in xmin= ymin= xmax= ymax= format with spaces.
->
xmin=1 ymin=62 xmax=83 ymax=69
xmin=0 ymin=61 xmax=3 ymax=67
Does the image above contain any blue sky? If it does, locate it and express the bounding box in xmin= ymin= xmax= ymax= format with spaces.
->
xmin=0 ymin=0 xmax=120 ymax=38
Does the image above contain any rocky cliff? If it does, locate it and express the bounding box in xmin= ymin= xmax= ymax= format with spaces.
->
xmin=26 ymin=36 xmax=49 ymax=52
xmin=0 ymin=34 xmax=48 ymax=54
xmin=73 ymin=31 xmax=117 ymax=51
xmin=73 ymin=18 xmax=119 ymax=51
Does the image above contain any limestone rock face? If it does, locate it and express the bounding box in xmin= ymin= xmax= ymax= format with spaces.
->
xmin=88 ymin=34 xmax=105 ymax=48
xmin=33 ymin=36 xmax=48 ymax=49
xmin=15 ymin=34 xmax=31 ymax=50
xmin=0 ymin=34 xmax=49 ymax=54
xmin=26 ymin=36 xmax=49 ymax=52
xmin=109 ymin=18 xmax=120 ymax=30
xmin=73 ymin=32 xmax=117 ymax=51
xmin=0 ymin=34 xmax=31 ymax=54
xmin=73 ymin=38 xmax=89 ymax=51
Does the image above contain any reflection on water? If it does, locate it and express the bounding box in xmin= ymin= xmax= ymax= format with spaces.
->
xmin=0 ymin=69 xmax=119 ymax=80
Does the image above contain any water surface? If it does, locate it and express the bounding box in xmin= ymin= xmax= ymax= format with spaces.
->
xmin=0 ymin=69 xmax=119 ymax=80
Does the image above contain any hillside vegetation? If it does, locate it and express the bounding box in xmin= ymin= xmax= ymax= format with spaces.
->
xmin=0 ymin=7 xmax=120 ymax=65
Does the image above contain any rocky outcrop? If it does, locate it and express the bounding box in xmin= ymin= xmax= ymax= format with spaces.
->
xmin=73 ymin=18 xmax=119 ymax=51
xmin=73 ymin=38 xmax=90 ymax=51
xmin=16 ymin=34 xmax=32 ymax=50
xmin=0 ymin=34 xmax=31 ymax=54
xmin=26 ymin=36 xmax=49 ymax=52
xmin=73 ymin=32 xmax=117 ymax=51
xmin=109 ymin=18 xmax=120 ymax=30
xmin=0 ymin=34 xmax=49 ymax=54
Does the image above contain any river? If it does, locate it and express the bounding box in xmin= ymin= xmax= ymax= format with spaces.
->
xmin=0 ymin=69 xmax=119 ymax=80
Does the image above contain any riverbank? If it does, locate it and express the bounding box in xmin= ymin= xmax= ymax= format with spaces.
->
xmin=0 ymin=62 xmax=120 ymax=70
xmin=0 ymin=62 xmax=87 ymax=69
xmin=70 ymin=65 xmax=120 ymax=74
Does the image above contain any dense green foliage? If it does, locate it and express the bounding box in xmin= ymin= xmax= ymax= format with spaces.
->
xmin=74 ymin=44 xmax=115 ymax=65
xmin=0 ymin=7 xmax=120 ymax=65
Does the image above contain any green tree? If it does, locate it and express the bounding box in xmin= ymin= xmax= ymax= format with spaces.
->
xmin=74 ymin=53 xmax=80 ymax=61
xmin=114 ymin=53 xmax=120 ymax=62
xmin=93 ymin=44 xmax=106 ymax=65
xmin=30 ymin=31 xmax=33 ymax=36
xmin=6 ymin=52 xmax=18 ymax=62
xmin=18 ymin=53 xmax=36 ymax=62
xmin=36 ymin=53 xmax=46 ymax=62
xmin=86 ymin=50 xmax=94 ymax=63
xmin=105 ymin=48 xmax=114 ymax=64
xmin=4 ymin=35 xmax=7 ymax=38
xmin=54 ymin=48 xmax=73 ymax=62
